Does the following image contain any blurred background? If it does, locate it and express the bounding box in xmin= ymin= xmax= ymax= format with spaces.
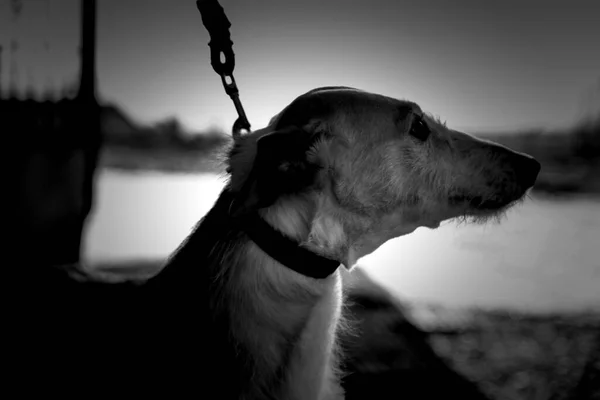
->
xmin=3 ymin=0 xmax=599 ymax=399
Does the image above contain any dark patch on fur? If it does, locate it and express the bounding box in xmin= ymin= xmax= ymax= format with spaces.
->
xmin=228 ymin=127 xmax=325 ymax=217
xmin=138 ymin=189 xmax=265 ymax=398
xmin=275 ymin=95 xmax=334 ymax=130
xmin=274 ymin=86 xmax=362 ymax=130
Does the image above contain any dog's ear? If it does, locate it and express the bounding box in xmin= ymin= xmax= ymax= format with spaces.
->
xmin=274 ymin=91 xmax=333 ymax=130
xmin=229 ymin=88 xmax=345 ymax=217
xmin=229 ymin=126 xmax=322 ymax=217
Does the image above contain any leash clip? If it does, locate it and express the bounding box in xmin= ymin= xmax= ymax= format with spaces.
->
xmin=197 ymin=0 xmax=251 ymax=139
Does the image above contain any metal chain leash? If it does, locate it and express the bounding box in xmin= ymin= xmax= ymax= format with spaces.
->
xmin=196 ymin=0 xmax=251 ymax=139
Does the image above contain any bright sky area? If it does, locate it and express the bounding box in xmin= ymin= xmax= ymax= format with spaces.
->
xmin=1 ymin=0 xmax=599 ymax=134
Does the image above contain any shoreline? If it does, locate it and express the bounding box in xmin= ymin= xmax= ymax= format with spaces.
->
xmin=98 ymin=142 xmax=600 ymax=197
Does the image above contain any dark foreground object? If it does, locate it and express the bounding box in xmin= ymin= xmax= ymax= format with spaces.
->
xmin=7 ymin=264 xmax=598 ymax=399
xmin=5 ymin=264 xmax=489 ymax=400
xmin=8 ymin=265 xmax=198 ymax=397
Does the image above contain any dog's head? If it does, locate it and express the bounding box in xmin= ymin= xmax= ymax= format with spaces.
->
xmin=226 ymin=87 xmax=540 ymax=267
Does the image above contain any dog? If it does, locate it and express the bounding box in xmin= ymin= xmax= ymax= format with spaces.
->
xmin=150 ymin=86 xmax=540 ymax=399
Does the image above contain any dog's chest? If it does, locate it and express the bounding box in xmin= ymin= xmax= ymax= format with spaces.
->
xmin=282 ymin=273 xmax=344 ymax=400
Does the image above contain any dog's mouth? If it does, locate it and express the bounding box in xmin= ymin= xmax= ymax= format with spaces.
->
xmin=448 ymin=194 xmax=517 ymax=212
xmin=470 ymin=196 xmax=508 ymax=210
xmin=443 ymin=193 xmax=522 ymax=225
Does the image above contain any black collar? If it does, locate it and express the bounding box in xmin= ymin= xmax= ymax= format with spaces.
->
xmin=239 ymin=212 xmax=341 ymax=279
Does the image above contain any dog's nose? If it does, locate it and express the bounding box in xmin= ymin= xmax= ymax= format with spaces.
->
xmin=514 ymin=154 xmax=541 ymax=188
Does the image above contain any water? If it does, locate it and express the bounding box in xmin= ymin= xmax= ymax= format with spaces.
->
xmin=85 ymin=170 xmax=600 ymax=313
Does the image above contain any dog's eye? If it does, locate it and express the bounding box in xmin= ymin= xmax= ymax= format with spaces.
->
xmin=409 ymin=118 xmax=430 ymax=141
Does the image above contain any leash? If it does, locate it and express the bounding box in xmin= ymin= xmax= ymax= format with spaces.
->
xmin=196 ymin=0 xmax=251 ymax=139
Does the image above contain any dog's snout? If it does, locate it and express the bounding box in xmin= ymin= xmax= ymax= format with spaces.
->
xmin=513 ymin=154 xmax=541 ymax=188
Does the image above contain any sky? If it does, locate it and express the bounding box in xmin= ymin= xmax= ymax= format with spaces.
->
xmin=1 ymin=0 xmax=600 ymax=134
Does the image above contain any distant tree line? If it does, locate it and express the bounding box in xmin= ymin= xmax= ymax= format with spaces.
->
xmin=571 ymin=110 xmax=600 ymax=161
xmin=103 ymin=114 xmax=231 ymax=154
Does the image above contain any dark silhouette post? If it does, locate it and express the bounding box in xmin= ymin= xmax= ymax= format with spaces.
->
xmin=0 ymin=45 xmax=3 ymax=95
xmin=77 ymin=0 xmax=97 ymax=104
xmin=75 ymin=0 xmax=102 ymax=265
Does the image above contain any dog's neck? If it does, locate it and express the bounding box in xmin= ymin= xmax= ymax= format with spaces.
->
xmin=242 ymin=208 xmax=341 ymax=279
xmin=165 ymin=190 xmax=345 ymax=399
xmin=241 ymin=196 xmax=346 ymax=399
xmin=262 ymin=194 xmax=354 ymax=268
